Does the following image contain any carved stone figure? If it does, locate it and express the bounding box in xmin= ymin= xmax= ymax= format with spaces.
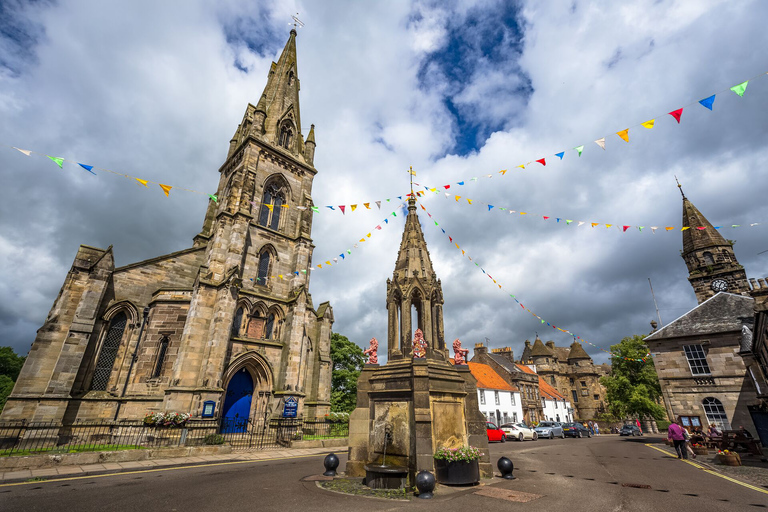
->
xmin=412 ymin=328 xmax=427 ymax=358
xmin=453 ymin=339 xmax=469 ymax=365
xmin=364 ymin=337 xmax=379 ymax=364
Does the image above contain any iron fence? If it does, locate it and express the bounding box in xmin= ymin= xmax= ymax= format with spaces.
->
xmin=0 ymin=417 xmax=348 ymax=457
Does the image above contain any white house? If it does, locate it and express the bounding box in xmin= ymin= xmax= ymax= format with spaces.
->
xmin=539 ymin=376 xmax=574 ymax=424
xmin=465 ymin=361 xmax=524 ymax=426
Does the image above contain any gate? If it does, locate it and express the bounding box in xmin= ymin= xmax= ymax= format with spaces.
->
xmin=219 ymin=417 xmax=300 ymax=450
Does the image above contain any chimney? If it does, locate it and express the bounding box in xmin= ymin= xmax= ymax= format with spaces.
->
xmin=474 ymin=342 xmax=487 ymax=356
xmin=491 ymin=346 xmax=514 ymax=362
xmin=545 ymin=341 xmax=555 ymax=350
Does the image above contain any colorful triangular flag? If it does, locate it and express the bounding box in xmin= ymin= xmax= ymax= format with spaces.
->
xmin=536 ymin=158 xmax=546 ymax=166
xmin=78 ymin=163 xmax=96 ymax=175
xmin=594 ymin=138 xmax=606 ymax=150
xmin=641 ymin=119 xmax=655 ymax=129
xmin=208 ymin=194 xmax=218 ymax=203
xmin=616 ymin=129 xmax=629 ymax=142
xmin=159 ymin=184 xmax=172 ymax=197
xmin=698 ymin=94 xmax=715 ymax=110
xmin=555 ymin=151 xmax=564 ymax=160
xmin=136 ymin=178 xmax=148 ymax=187
xmin=730 ymin=80 xmax=748 ymax=97
xmin=47 ymin=156 xmax=64 ymax=168
xmin=574 ymin=145 xmax=584 ymax=156
xmin=12 ymin=147 xmax=31 ymax=156
xmin=668 ymin=108 xmax=683 ymax=123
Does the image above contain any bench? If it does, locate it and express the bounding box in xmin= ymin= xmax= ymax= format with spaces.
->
xmin=717 ymin=430 xmax=764 ymax=456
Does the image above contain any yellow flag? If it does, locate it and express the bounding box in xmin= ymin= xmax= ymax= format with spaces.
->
xmin=281 ymin=204 xmax=289 ymax=208
xmin=681 ymin=226 xmax=690 ymax=231
xmin=617 ymin=129 xmax=629 ymax=142
xmin=366 ymin=233 xmax=371 ymax=238
xmin=159 ymin=184 xmax=172 ymax=197
xmin=351 ymin=204 xmax=357 ymax=211
xmin=266 ymin=204 xmax=274 ymax=211
xmin=606 ymin=224 xmax=612 ymax=228
xmin=499 ymin=169 xmax=508 ymax=175
xmin=461 ymin=250 xmax=465 ymax=255
xmin=641 ymin=119 xmax=655 ymax=129
xmin=359 ymin=238 xmax=365 ymax=242
xmin=455 ymin=243 xmax=459 ymax=249
xmin=136 ymin=178 xmax=148 ymax=187
xmin=279 ymin=275 xmax=284 ymax=279
xmin=467 ymin=199 xmax=472 ymax=205
xmin=520 ymin=212 xmax=527 ymax=215
xmin=455 ymin=196 xmax=461 ymax=202
xmin=364 ymin=203 xmax=370 ymax=209
xmin=517 ymin=164 xmax=525 ymax=169
xmin=591 ymin=223 xmax=599 ymax=227
xmin=429 ymin=188 xmax=437 ymax=192
xmin=325 ymin=261 xmax=331 ymax=265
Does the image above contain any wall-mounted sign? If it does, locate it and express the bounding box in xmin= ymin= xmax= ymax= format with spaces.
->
xmin=283 ymin=396 xmax=298 ymax=418
xmin=202 ymin=400 xmax=216 ymax=418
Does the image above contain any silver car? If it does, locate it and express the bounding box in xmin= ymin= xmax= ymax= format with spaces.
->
xmin=534 ymin=421 xmax=565 ymax=439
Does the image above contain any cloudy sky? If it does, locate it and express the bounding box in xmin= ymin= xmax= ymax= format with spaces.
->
xmin=1 ymin=0 xmax=767 ymax=365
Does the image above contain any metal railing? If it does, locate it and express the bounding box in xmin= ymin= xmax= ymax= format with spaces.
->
xmin=0 ymin=417 xmax=349 ymax=457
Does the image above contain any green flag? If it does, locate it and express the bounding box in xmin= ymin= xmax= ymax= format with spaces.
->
xmin=574 ymin=145 xmax=584 ymax=156
xmin=47 ymin=156 xmax=64 ymax=168
xmin=208 ymin=194 xmax=218 ymax=203
xmin=730 ymin=80 xmax=748 ymax=97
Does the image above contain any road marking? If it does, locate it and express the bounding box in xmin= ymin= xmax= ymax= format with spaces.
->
xmin=0 ymin=453 xmax=327 ymax=488
xmin=645 ymin=444 xmax=768 ymax=496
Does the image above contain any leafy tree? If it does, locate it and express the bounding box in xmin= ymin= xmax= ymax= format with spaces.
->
xmin=330 ymin=333 xmax=365 ymax=413
xmin=600 ymin=335 xmax=667 ymax=421
xmin=0 ymin=346 xmax=25 ymax=412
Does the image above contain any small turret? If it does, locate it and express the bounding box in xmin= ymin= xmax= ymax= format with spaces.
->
xmin=304 ymin=124 xmax=316 ymax=166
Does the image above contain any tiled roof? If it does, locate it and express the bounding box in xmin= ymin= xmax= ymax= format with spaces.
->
xmin=468 ymin=362 xmax=516 ymax=391
xmin=538 ymin=377 xmax=565 ymax=400
xmin=645 ymin=292 xmax=754 ymax=341
xmin=515 ymin=363 xmax=536 ymax=375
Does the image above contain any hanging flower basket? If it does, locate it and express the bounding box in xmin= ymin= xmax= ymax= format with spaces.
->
xmin=143 ymin=412 xmax=191 ymax=428
xmin=433 ymin=446 xmax=481 ymax=485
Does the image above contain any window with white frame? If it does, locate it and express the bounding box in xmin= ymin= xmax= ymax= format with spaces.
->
xmin=494 ymin=390 xmax=500 ymax=405
xmin=479 ymin=390 xmax=486 ymax=405
xmin=684 ymin=344 xmax=712 ymax=375
xmin=510 ymin=393 xmax=516 ymax=406
xmin=702 ymin=397 xmax=730 ymax=430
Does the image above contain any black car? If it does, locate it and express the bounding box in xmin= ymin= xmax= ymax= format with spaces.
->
xmin=562 ymin=422 xmax=592 ymax=438
xmin=619 ymin=424 xmax=643 ymax=436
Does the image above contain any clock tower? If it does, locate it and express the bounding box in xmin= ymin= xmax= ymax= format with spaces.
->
xmin=678 ymin=184 xmax=749 ymax=304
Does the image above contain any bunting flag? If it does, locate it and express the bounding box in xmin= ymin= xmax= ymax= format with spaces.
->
xmin=594 ymin=138 xmax=606 ymax=150
xmin=136 ymin=178 xmax=148 ymax=187
xmin=208 ymin=194 xmax=218 ymax=203
xmin=339 ymin=205 xmax=346 ymax=214
xmin=536 ymin=158 xmax=546 ymax=166
xmin=159 ymin=184 xmax=172 ymax=197
xmin=78 ymin=163 xmax=96 ymax=175
xmin=351 ymin=204 xmax=357 ymax=212
xmin=47 ymin=156 xmax=64 ymax=168
xmin=616 ymin=129 xmax=629 ymax=142
xmin=730 ymin=80 xmax=748 ymax=97
xmin=418 ymin=200 xmax=650 ymax=362
xmin=13 ymin=147 xmax=31 ymax=156
xmin=668 ymin=108 xmax=683 ymax=123
xmin=699 ymin=95 xmax=716 ymax=110
xmin=574 ymin=145 xmax=584 ymax=156
xmin=641 ymin=119 xmax=655 ymax=129
xmin=555 ymin=151 xmax=565 ymax=160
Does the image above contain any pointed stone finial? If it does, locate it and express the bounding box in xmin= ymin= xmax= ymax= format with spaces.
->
xmin=675 ymin=175 xmax=685 ymax=199
xmin=306 ymin=124 xmax=315 ymax=144
xmin=255 ymin=93 xmax=267 ymax=114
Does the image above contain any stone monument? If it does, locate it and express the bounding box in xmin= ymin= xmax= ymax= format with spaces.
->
xmin=345 ymin=197 xmax=492 ymax=484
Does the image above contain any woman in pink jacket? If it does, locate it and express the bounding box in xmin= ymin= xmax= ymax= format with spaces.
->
xmin=667 ymin=419 xmax=688 ymax=459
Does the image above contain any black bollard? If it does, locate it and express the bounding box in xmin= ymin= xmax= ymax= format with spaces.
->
xmin=497 ymin=456 xmax=515 ymax=479
xmin=415 ymin=470 xmax=435 ymax=499
xmin=323 ymin=453 xmax=339 ymax=477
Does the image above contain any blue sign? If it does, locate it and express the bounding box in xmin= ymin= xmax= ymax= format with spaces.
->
xmin=202 ymin=400 xmax=216 ymax=418
xmin=283 ymin=396 xmax=298 ymax=418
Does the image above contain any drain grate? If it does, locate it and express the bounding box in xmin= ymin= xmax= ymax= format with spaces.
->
xmin=621 ymin=483 xmax=651 ymax=489
xmin=474 ymin=488 xmax=543 ymax=503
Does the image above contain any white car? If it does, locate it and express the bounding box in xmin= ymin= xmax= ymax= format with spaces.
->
xmin=500 ymin=422 xmax=538 ymax=441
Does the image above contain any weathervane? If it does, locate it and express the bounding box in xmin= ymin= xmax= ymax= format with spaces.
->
xmin=409 ymin=166 xmax=414 ymax=195
xmin=290 ymin=13 xmax=304 ymax=31
xmin=674 ymin=175 xmax=685 ymax=198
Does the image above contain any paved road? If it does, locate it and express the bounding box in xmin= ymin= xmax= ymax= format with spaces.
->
xmin=3 ymin=435 xmax=766 ymax=511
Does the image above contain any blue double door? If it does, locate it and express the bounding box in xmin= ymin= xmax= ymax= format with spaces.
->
xmin=221 ymin=370 xmax=253 ymax=433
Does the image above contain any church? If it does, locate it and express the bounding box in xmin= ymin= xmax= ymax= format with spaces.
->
xmin=1 ymin=30 xmax=334 ymax=426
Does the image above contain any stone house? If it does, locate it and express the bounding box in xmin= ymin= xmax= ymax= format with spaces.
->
xmin=462 ymin=361 xmax=523 ymax=426
xmin=538 ymin=376 xmax=574 ymax=424
xmin=742 ymin=280 xmax=768 ymax=445
xmin=1 ymin=30 xmax=333 ymax=426
xmin=520 ymin=336 xmax=609 ymax=420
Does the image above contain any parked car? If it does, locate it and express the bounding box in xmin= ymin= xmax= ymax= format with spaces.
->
xmin=535 ymin=421 xmax=565 ymax=439
xmin=562 ymin=422 xmax=592 ymax=438
xmin=500 ymin=422 xmax=538 ymax=441
xmin=619 ymin=424 xmax=643 ymax=437
xmin=486 ymin=421 xmax=507 ymax=442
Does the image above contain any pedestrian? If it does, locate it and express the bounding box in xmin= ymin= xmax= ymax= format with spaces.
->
xmin=588 ymin=420 xmax=594 ymax=435
xmin=667 ymin=418 xmax=688 ymax=459
xmin=635 ymin=418 xmax=642 ymax=434
xmin=683 ymin=428 xmax=696 ymax=459
xmin=594 ymin=422 xmax=600 ymax=435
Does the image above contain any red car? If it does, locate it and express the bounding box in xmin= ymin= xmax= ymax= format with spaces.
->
xmin=486 ymin=421 xmax=506 ymax=442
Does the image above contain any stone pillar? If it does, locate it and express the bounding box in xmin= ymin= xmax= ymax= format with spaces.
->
xmin=388 ymin=302 xmax=398 ymax=358
xmin=421 ymin=297 xmax=433 ymax=352
xmin=401 ymin=298 xmax=412 ymax=358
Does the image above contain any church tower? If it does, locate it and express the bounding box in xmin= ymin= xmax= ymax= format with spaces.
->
xmin=385 ymin=197 xmax=447 ymax=360
xmin=679 ymin=184 xmax=749 ymax=304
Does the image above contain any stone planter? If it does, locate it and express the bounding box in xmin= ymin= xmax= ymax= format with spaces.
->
xmin=715 ymin=453 xmax=741 ymax=466
xmin=434 ymin=458 xmax=480 ymax=485
xmin=692 ymin=447 xmax=708 ymax=456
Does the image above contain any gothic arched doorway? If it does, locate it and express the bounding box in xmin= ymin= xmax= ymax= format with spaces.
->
xmin=221 ymin=368 xmax=253 ymax=433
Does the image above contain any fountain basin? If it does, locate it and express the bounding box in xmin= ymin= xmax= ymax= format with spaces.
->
xmin=364 ymin=464 xmax=408 ymax=489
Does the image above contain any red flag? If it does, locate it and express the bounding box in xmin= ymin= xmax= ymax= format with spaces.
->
xmin=668 ymin=108 xmax=683 ymax=123
xmin=339 ymin=205 xmax=346 ymax=214
xmin=449 ymin=236 xmax=453 ymax=242
xmin=444 ymin=185 xmax=450 ymax=189
xmin=536 ymin=158 xmax=546 ymax=166
xmin=543 ymin=216 xmax=549 ymax=220
xmin=623 ymin=225 xmax=630 ymax=232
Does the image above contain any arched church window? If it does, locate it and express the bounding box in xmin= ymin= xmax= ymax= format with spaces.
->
xmin=279 ymin=122 xmax=293 ymax=150
xmin=257 ymin=251 xmax=270 ymax=284
xmin=91 ymin=312 xmax=127 ymax=391
xmin=265 ymin=313 xmax=276 ymax=339
xmin=232 ymin=307 xmax=244 ymax=336
xmin=258 ymin=183 xmax=285 ymax=231
xmin=703 ymin=252 xmax=714 ymax=265
xmin=152 ymin=335 xmax=169 ymax=378
xmin=702 ymin=397 xmax=730 ymax=430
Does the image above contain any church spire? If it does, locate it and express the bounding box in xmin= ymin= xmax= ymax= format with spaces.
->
xmin=680 ymin=190 xmax=749 ymax=303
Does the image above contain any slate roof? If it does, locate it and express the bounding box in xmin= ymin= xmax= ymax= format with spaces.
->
xmin=488 ymin=353 xmax=520 ymax=374
xmin=567 ymin=341 xmax=591 ymax=360
xmin=530 ymin=337 xmax=553 ymax=357
xmin=645 ymin=292 xmax=754 ymax=341
xmin=682 ymin=197 xmax=731 ymax=254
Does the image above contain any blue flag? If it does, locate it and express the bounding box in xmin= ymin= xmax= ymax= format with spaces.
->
xmin=78 ymin=163 xmax=96 ymax=175
xmin=698 ymin=94 xmax=716 ymax=111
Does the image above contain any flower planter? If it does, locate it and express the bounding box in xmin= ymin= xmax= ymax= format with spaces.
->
xmin=434 ymin=458 xmax=480 ymax=485
xmin=692 ymin=447 xmax=708 ymax=456
xmin=715 ymin=453 xmax=741 ymax=466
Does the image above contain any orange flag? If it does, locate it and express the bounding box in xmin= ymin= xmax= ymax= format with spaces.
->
xmin=617 ymin=129 xmax=629 ymax=142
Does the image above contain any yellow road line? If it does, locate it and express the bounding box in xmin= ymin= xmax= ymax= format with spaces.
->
xmin=0 ymin=452 xmax=327 ymax=488
xmin=645 ymin=443 xmax=768 ymax=496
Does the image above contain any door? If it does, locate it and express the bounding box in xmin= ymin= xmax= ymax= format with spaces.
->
xmin=748 ymin=407 xmax=768 ymax=448
xmin=221 ymin=369 xmax=254 ymax=433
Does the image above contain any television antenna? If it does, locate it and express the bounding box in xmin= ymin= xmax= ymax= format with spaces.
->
xmin=290 ymin=13 xmax=305 ymax=30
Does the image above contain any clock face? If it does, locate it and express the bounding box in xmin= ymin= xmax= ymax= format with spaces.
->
xmin=711 ymin=279 xmax=728 ymax=292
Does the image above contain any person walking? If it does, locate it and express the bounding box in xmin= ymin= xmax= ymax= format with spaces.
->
xmin=668 ymin=419 xmax=688 ymax=459
xmin=594 ymin=422 xmax=600 ymax=435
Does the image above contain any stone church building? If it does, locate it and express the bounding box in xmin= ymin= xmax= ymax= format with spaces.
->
xmin=1 ymin=30 xmax=334 ymax=426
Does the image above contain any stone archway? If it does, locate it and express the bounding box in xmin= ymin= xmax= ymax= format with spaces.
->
xmin=220 ymin=352 xmax=274 ymax=433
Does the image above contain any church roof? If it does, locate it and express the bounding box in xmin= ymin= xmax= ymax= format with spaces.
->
xmin=645 ymin=292 xmax=754 ymax=341
xmin=530 ymin=337 xmax=553 ymax=357
xmin=466 ymin=362 xmax=516 ymax=391
xmin=567 ymin=341 xmax=591 ymax=361
xmin=682 ymin=196 xmax=730 ymax=254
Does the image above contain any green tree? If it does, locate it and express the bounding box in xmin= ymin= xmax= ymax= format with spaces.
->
xmin=330 ymin=333 xmax=365 ymax=413
xmin=0 ymin=346 xmax=25 ymax=412
xmin=600 ymin=335 xmax=667 ymax=421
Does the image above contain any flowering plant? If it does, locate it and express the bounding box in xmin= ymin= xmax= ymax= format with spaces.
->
xmin=325 ymin=412 xmax=350 ymax=423
xmin=143 ymin=411 xmax=191 ymax=428
xmin=433 ymin=446 xmax=482 ymax=462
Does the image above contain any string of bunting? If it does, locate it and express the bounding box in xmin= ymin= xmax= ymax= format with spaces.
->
xmin=412 ymin=187 xmax=762 ymax=233
xmin=417 ymin=199 xmax=651 ymax=362
xmin=411 ymin=71 xmax=766 ymax=192
xmin=4 ymin=142 xmax=409 ymax=212
xmin=245 ymin=201 xmax=406 ymax=283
